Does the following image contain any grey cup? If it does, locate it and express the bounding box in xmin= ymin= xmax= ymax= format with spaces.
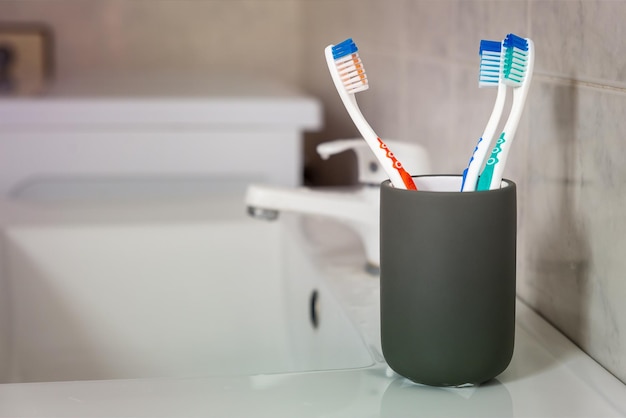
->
xmin=380 ymin=175 xmax=516 ymax=387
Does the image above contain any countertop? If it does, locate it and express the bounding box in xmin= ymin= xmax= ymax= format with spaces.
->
xmin=1 ymin=218 xmax=625 ymax=417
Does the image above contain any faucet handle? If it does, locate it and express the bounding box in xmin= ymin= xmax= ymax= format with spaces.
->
xmin=316 ymin=138 xmax=431 ymax=186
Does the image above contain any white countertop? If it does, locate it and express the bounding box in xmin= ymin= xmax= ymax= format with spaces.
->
xmin=1 ymin=218 xmax=625 ymax=417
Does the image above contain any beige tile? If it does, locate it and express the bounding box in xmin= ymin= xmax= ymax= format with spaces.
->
xmin=531 ymin=1 xmax=584 ymax=78
xmin=0 ymin=1 xmax=107 ymax=77
xmin=521 ymin=79 xmax=626 ymax=383
xmin=452 ymin=0 xmax=529 ymax=64
xmin=526 ymin=79 xmax=626 ymax=187
xmin=301 ymin=0 xmax=407 ymax=54
xmin=576 ymin=90 xmax=626 ymax=188
xmin=300 ymin=1 xmax=351 ymax=56
xmin=112 ymin=0 xmax=302 ymax=80
xmin=453 ymin=66 xmax=505 ymax=170
xmin=351 ymin=52 xmax=404 ymax=141
xmin=531 ymin=0 xmax=626 ymax=83
xmin=0 ymin=2 xmax=25 ymax=15
xmin=405 ymin=0 xmax=456 ymax=59
xmin=525 ymin=80 xmax=580 ymax=182
xmin=1 ymin=0 xmax=303 ymax=83
xmin=403 ymin=58 xmax=456 ymax=173
xmin=352 ymin=0 xmax=409 ymax=53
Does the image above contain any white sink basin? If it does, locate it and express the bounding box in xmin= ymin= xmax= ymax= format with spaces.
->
xmin=1 ymin=190 xmax=626 ymax=418
xmin=0 ymin=193 xmax=373 ymax=383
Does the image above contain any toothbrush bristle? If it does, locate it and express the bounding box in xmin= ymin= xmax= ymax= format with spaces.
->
xmin=332 ymin=38 xmax=368 ymax=94
xmin=502 ymin=33 xmax=529 ymax=86
xmin=478 ymin=40 xmax=502 ymax=88
xmin=331 ymin=38 xmax=358 ymax=60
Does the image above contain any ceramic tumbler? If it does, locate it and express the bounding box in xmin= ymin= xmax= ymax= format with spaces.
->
xmin=380 ymin=175 xmax=516 ymax=387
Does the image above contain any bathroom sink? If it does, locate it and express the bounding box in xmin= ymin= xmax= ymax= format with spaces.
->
xmin=0 ymin=192 xmax=373 ymax=384
xmin=2 ymin=189 xmax=626 ymax=418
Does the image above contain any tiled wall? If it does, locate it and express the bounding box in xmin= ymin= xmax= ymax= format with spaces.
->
xmin=0 ymin=0 xmax=302 ymax=84
xmin=301 ymin=0 xmax=626 ymax=384
xmin=2 ymin=0 xmax=626 ymax=384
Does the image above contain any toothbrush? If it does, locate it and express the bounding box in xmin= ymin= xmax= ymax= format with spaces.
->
xmin=325 ymin=38 xmax=417 ymax=190
xmin=477 ymin=34 xmax=534 ymax=191
xmin=461 ymin=40 xmax=507 ymax=192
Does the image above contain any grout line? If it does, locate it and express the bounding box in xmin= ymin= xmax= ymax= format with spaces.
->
xmin=533 ymin=73 xmax=626 ymax=95
xmin=395 ymin=51 xmax=626 ymax=97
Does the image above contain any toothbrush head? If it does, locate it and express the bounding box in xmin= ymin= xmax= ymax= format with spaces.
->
xmin=329 ymin=38 xmax=369 ymax=94
xmin=478 ymin=40 xmax=502 ymax=88
xmin=502 ymin=33 xmax=530 ymax=87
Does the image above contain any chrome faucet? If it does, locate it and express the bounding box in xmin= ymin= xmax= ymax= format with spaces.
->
xmin=245 ymin=139 xmax=430 ymax=273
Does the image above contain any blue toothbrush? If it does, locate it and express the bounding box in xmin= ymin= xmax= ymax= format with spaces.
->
xmin=461 ymin=40 xmax=507 ymax=192
xmin=477 ymin=33 xmax=534 ymax=191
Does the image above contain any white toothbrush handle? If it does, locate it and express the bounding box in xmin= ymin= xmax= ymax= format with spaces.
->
xmin=462 ymin=82 xmax=507 ymax=192
xmin=479 ymin=39 xmax=534 ymax=190
xmin=324 ymin=46 xmax=415 ymax=190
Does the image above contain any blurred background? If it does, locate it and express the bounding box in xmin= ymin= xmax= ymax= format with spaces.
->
xmin=1 ymin=0 xmax=625 ymax=385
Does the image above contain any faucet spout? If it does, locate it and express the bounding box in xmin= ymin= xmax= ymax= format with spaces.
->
xmin=247 ymin=206 xmax=280 ymax=221
xmin=245 ymin=183 xmax=380 ymax=271
xmin=243 ymin=138 xmax=431 ymax=274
